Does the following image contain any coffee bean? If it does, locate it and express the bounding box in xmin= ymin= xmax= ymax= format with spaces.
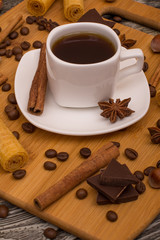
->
xmin=156 ymin=160 xmax=160 ymax=168
xmin=7 ymin=109 xmax=20 ymax=120
xmin=33 ymin=40 xmax=42 ymax=49
xmin=4 ymin=104 xmax=16 ymax=113
xmin=44 ymin=161 xmax=57 ymax=170
xmin=20 ymin=41 xmax=31 ymax=50
xmin=149 ymin=85 xmax=156 ymax=98
xmin=124 ymin=148 xmax=138 ymax=160
xmin=80 ymin=147 xmax=91 ymax=158
xmin=76 ymin=188 xmax=88 ymax=199
xmin=7 ymin=93 xmax=17 ymax=104
xmin=0 ymin=42 xmax=7 ymax=49
xmin=38 ymin=25 xmax=46 ymax=31
xmin=144 ymin=166 xmax=155 ymax=176
xmin=112 ymin=141 xmax=120 ymax=148
xmin=22 ymin=122 xmax=36 ymax=133
xmin=8 ymin=31 xmax=18 ymax=40
xmin=0 ymin=27 xmax=1 ymax=32
xmin=20 ymin=26 xmax=30 ymax=35
xmin=133 ymin=170 xmax=144 ymax=181
xmin=45 ymin=149 xmax=57 ymax=158
xmin=26 ymin=16 xmax=36 ymax=24
xmin=12 ymin=169 xmax=26 ymax=179
xmin=5 ymin=39 xmax=11 ymax=46
xmin=0 ymin=49 xmax=6 ymax=56
xmin=113 ymin=28 xmax=120 ymax=35
xmin=2 ymin=83 xmax=11 ymax=91
xmin=135 ymin=181 xmax=146 ymax=194
xmin=57 ymin=152 xmax=69 ymax=161
xmin=12 ymin=46 xmax=23 ymax=55
xmin=12 ymin=131 xmax=20 ymax=139
xmin=43 ymin=227 xmax=57 ymax=239
xmin=156 ymin=119 xmax=160 ymax=128
xmin=143 ymin=62 xmax=149 ymax=72
xmin=15 ymin=53 xmax=23 ymax=61
xmin=113 ymin=16 xmax=122 ymax=22
xmin=106 ymin=210 xmax=118 ymax=222
xmin=0 ymin=205 xmax=9 ymax=218
xmin=5 ymin=49 xmax=13 ymax=58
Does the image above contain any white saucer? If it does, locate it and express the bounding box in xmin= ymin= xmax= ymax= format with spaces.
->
xmin=14 ymin=49 xmax=150 ymax=136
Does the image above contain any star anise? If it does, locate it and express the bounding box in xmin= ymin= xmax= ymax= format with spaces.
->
xmin=98 ymin=98 xmax=135 ymax=123
xmin=148 ymin=127 xmax=160 ymax=144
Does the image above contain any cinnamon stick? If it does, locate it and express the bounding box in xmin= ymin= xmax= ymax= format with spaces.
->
xmin=27 ymin=43 xmax=47 ymax=114
xmin=0 ymin=15 xmax=23 ymax=43
xmin=149 ymin=62 xmax=160 ymax=87
xmin=34 ymin=142 xmax=120 ymax=210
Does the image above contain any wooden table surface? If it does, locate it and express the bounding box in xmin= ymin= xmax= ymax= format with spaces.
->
xmin=0 ymin=0 xmax=160 ymax=239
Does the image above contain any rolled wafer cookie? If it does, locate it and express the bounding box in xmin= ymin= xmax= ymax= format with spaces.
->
xmin=26 ymin=0 xmax=55 ymax=16
xmin=0 ymin=118 xmax=29 ymax=172
xmin=63 ymin=0 xmax=84 ymax=22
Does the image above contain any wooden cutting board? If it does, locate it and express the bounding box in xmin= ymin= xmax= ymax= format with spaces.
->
xmin=0 ymin=1 xmax=160 ymax=240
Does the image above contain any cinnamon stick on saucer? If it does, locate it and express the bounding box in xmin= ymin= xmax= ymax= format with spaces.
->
xmin=34 ymin=142 xmax=120 ymax=210
xmin=27 ymin=43 xmax=48 ymax=114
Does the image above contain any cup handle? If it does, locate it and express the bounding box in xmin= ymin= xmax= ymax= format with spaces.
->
xmin=119 ymin=48 xmax=144 ymax=80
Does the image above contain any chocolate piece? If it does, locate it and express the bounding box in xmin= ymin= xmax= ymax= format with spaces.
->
xmin=44 ymin=161 xmax=57 ymax=170
xmin=77 ymin=8 xmax=115 ymax=28
xmin=12 ymin=169 xmax=26 ymax=179
xmin=43 ymin=228 xmax=57 ymax=239
xmin=45 ymin=149 xmax=57 ymax=158
xmin=99 ymin=159 xmax=138 ymax=186
xmin=87 ymin=173 xmax=126 ymax=202
xmin=57 ymin=152 xmax=69 ymax=161
xmin=106 ymin=210 xmax=118 ymax=222
xmin=76 ymin=188 xmax=88 ymax=199
xmin=97 ymin=184 xmax=139 ymax=205
xmin=0 ymin=205 xmax=9 ymax=218
xmin=22 ymin=122 xmax=36 ymax=133
xmin=80 ymin=147 xmax=91 ymax=158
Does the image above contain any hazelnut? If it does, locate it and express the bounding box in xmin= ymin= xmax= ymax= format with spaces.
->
xmin=148 ymin=168 xmax=160 ymax=189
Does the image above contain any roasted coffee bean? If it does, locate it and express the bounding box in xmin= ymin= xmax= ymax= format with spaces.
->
xmin=133 ymin=170 xmax=144 ymax=181
xmin=106 ymin=210 xmax=118 ymax=222
xmin=113 ymin=28 xmax=120 ymax=36
xmin=124 ymin=148 xmax=138 ymax=160
xmin=7 ymin=109 xmax=20 ymax=120
xmin=144 ymin=166 xmax=155 ymax=176
xmin=8 ymin=31 xmax=18 ymax=40
xmin=15 ymin=53 xmax=23 ymax=61
xmin=76 ymin=188 xmax=88 ymax=199
xmin=0 ymin=27 xmax=1 ymax=32
xmin=135 ymin=181 xmax=146 ymax=194
xmin=33 ymin=40 xmax=42 ymax=49
xmin=4 ymin=104 xmax=16 ymax=113
xmin=149 ymin=85 xmax=156 ymax=98
xmin=20 ymin=26 xmax=30 ymax=35
xmin=156 ymin=160 xmax=160 ymax=168
xmin=7 ymin=93 xmax=17 ymax=104
xmin=13 ymin=169 xmax=26 ymax=179
xmin=44 ymin=161 xmax=57 ymax=170
xmin=20 ymin=41 xmax=31 ymax=50
xmin=5 ymin=49 xmax=13 ymax=58
xmin=156 ymin=119 xmax=160 ymax=128
xmin=0 ymin=205 xmax=9 ymax=218
xmin=0 ymin=42 xmax=7 ymax=49
xmin=113 ymin=16 xmax=122 ymax=22
xmin=12 ymin=131 xmax=20 ymax=139
xmin=143 ymin=62 xmax=149 ymax=72
xmin=80 ymin=147 xmax=91 ymax=158
xmin=38 ymin=25 xmax=46 ymax=31
xmin=45 ymin=149 xmax=57 ymax=158
xmin=22 ymin=122 xmax=36 ymax=133
xmin=12 ymin=46 xmax=23 ymax=55
xmin=26 ymin=16 xmax=36 ymax=24
xmin=43 ymin=227 xmax=57 ymax=239
xmin=2 ymin=83 xmax=11 ymax=91
xmin=5 ymin=39 xmax=11 ymax=46
xmin=0 ymin=49 xmax=6 ymax=56
xmin=57 ymin=152 xmax=69 ymax=161
xmin=112 ymin=141 xmax=120 ymax=148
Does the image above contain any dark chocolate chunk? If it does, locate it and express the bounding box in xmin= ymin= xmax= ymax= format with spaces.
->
xmin=80 ymin=147 xmax=91 ymax=158
xmin=43 ymin=228 xmax=57 ymax=239
xmin=57 ymin=152 xmax=69 ymax=161
xmin=22 ymin=122 xmax=36 ymax=133
xmin=87 ymin=173 xmax=126 ymax=202
xmin=45 ymin=149 xmax=57 ymax=158
xmin=99 ymin=159 xmax=138 ymax=186
xmin=44 ymin=161 xmax=57 ymax=170
xmin=78 ymin=8 xmax=115 ymax=28
xmin=0 ymin=205 xmax=9 ymax=218
xmin=76 ymin=188 xmax=88 ymax=199
xmin=106 ymin=210 xmax=118 ymax=222
xmin=12 ymin=169 xmax=26 ymax=179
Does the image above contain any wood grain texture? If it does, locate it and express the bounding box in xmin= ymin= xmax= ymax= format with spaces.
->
xmin=0 ymin=0 xmax=160 ymax=240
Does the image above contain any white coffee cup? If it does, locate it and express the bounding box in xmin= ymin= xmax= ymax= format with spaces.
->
xmin=46 ymin=22 xmax=144 ymax=108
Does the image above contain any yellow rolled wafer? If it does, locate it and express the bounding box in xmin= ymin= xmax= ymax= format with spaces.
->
xmin=26 ymin=0 xmax=55 ymax=16
xmin=63 ymin=0 xmax=84 ymax=22
xmin=0 ymin=118 xmax=29 ymax=172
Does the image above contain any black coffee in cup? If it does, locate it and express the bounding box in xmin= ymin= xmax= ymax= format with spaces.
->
xmin=52 ymin=33 xmax=116 ymax=64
